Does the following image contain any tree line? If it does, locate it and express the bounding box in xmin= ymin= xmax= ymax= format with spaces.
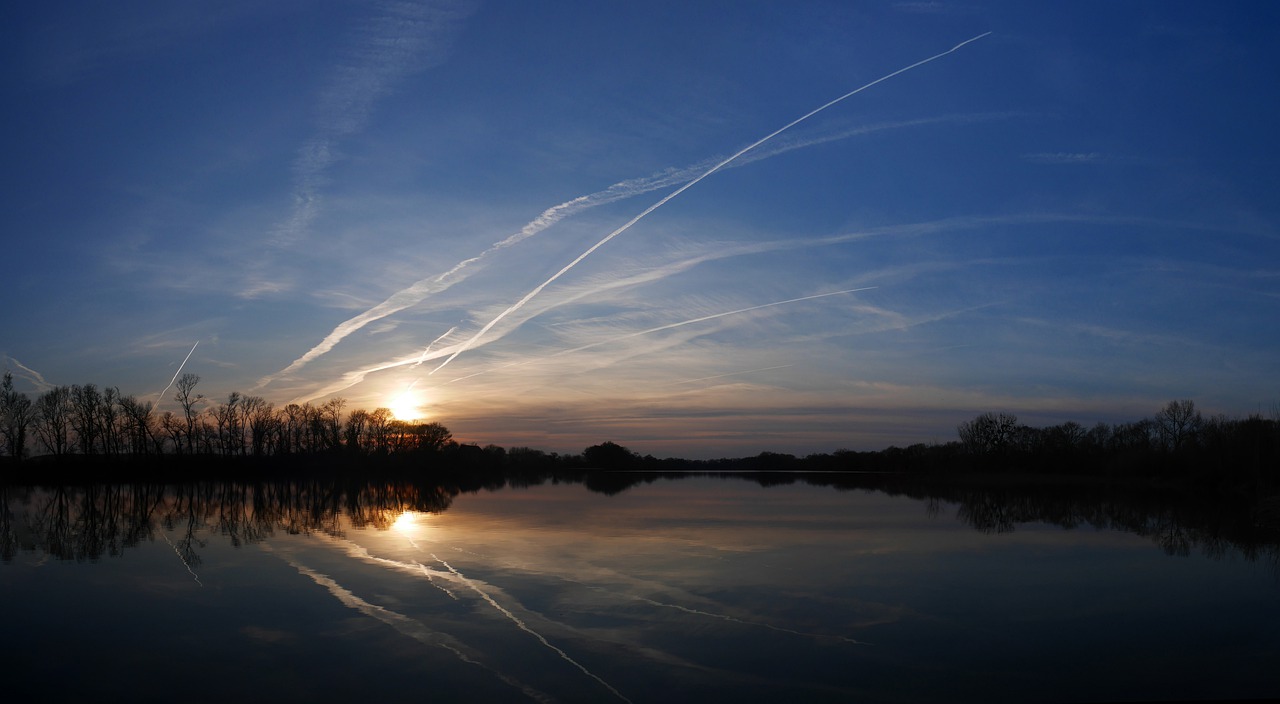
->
xmin=2 ymin=369 xmax=1278 ymax=492
xmin=0 ymin=372 xmax=456 ymax=464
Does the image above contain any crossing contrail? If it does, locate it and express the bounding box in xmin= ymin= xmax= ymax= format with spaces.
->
xmin=155 ymin=341 xmax=198 ymax=409
xmin=258 ymin=113 xmax=1001 ymax=389
xmin=434 ymin=554 xmax=634 ymax=704
xmin=428 ymin=32 xmax=991 ymax=375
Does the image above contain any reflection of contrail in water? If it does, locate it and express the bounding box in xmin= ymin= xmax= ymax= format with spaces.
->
xmin=315 ymin=532 xmax=463 ymax=599
xmin=434 ymin=554 xmax=634 ymax=704
xmin=633 ymin=595 xmax=870 ymax=646
xmin=266 ymin=547 xmax=553 ymax=703
xmin=160 ymin=531 xmax=203 ymax=587
xmin=430 ymin=33 xmax=991 ymax=375
xmin=155 ymin=341 xmax=198 ymax=409
xmin=446 ymin=288 xmax=875 ymax=384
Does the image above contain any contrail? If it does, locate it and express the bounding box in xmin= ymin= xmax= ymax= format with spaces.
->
xmin=3 ymin=356 xmax=54 ymax=392
xmin=160 ymin=532 xmax=203 ymax=588
xmin=434 ymin=554 xmax=634 ymax=704
xmin=293 ymin=209 xmax=1062 ymax=403
xmin=258 ymin=113 xmax=1002 ymax=387
xmin=445 ymin=287 xmax=876 ymax=385
xmin=633 ymin=595 xmax=869 ymax=645
xmin=155 ymin=341 xmax=198 ymax=409
xmin=415 ymin=326 xmax=459 ymax=367
xmin=667 ymin=365 xmax=795 ymax=386
xmin=429 ymin=32 xmax=991 ymax=375
xmin=267 ymin=547 xmax=553 ymax=703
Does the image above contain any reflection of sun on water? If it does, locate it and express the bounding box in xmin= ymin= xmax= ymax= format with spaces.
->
xmin=392 ymin=511 xmax=427 ymax=540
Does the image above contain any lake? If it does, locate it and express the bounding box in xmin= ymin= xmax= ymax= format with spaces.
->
xmin=2 ymin=472 xmax=1277 ymax=702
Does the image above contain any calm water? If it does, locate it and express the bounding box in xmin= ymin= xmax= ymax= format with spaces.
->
xmin=2 ymin=473 xmax=1277 ymax=702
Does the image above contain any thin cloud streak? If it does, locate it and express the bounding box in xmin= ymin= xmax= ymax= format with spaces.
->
xmin=287 ymin=209 xmax=1236 ymax=404
xmin=434 ymin=554 xmax=634 ymax=704
xmin=154 ymin=340 xmax=198 ymax=409
xmin=3 ymin=356 xmax=54 ymax=392
xmin=257 ymin=113 xmax=1001 ymax=390
xmin=284 ymin=212 xmax=1095 ymax=403
xmin=440 ymin=289 xmax=877 ymax=386
xmin=428 ymin=32 xmax=993 ymax=375
xmin=267 ymin=546 xmax=553 ymax=703
xmin=271 ymin=0 xmax=475 ymax=247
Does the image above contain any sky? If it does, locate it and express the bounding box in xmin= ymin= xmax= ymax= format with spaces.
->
xmin=2 ymin=1 xmax=1278 ymax=458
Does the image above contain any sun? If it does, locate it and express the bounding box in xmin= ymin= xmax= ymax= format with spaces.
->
xmin=388 ymin=389 xmax=425 ymax=421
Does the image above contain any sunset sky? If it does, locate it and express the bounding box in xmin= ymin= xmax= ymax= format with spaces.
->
xmin=3 ymin=1 xmax=1277 ymax=457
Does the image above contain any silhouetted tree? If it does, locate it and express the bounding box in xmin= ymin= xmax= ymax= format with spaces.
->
xmin=1 ymin=372 xmax=34 ymax=460
xmin=957 ymin=412 xmax=1019 ymax=456
xmin=174 ymin=373 xmax=202 ymax=455
xmin=583 ymin=441 xmax=636 ymax=469
xmin=34 ymin=386 xmax=72 ymax=457
xmin=69 ymin=384 xmax=105 ymax=455
xmin=1154 ymin=399 xmax=1202 ymax=453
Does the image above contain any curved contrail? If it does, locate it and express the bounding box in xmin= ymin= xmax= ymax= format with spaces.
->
xmin=428 ymin=32 xmax=992 ymax=375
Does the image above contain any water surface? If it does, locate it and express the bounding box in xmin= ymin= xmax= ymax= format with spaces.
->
xmin=2 ymin=474 xmax=1277 ymax=702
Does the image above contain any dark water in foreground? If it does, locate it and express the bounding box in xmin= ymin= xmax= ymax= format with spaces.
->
xmin=2 ymin=473 xmax=1277 ymax=703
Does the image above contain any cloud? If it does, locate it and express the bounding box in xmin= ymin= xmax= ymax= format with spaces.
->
xmin=428 ymin=32 xmax=993 ymax=375
xmin=3 ymin=356 xmax=55 ymax=393
xmin=1021 ymin=152 xmax=1105 ymax=164
xmin=249 ymin=0 xmax=477 ymax=294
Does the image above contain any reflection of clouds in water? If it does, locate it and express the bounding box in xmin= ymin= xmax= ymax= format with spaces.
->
xmin=401 ymin=517 xmax=877 ymax=647
xmin=434 ymin=554 xmax=634 ymax=704
xmin=630 ymin=594 xmax=871 ymax=646
xmin=161 ymin=531 xmax=203 ymax=588
xmin=303 ymin=510 xmax=891 ymax=699
xmin=264 ymin=544 xmax=554 ymax=704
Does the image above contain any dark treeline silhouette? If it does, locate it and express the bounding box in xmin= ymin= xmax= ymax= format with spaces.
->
xmin=4 ymin=472 xmax=1278 ymax=571
xmin=2 ymin=372 xmax=1278 ymax=495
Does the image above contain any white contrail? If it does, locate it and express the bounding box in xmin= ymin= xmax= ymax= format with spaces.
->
xmin=3 ymin=356 xmax=54 ymax=392
xmin=667 ymin=365 xmax=795 ymax=386
xmin=293 ymin=209 xmax=1069 ymax=403
xmin=633 ymin=595 xmax=869 ymax=645
xmin=267 ymin=547 xmax=553 ymax=703
xmin=256 ymin=170 xmax=704 ymax=388
xmin=155 ymin=341 xmax=199 ymax=410
xmin=446 ymin=287 xmax=876 ymax=385
xmin=550 ymin=288 xmax=878 ymax=359
xmin=428 ymin=33 xmax=991 ymax=375
xmin=415 ymin=326 xmax=459 ymax=367
xmin=434 ymin=554 xmax=634 ymax=704
xmin=258 ymin=113 xmax=1001 ymax=387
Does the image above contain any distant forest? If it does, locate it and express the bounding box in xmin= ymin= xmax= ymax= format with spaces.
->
xmin=2 ymin=372 xmax=1278 ymax=492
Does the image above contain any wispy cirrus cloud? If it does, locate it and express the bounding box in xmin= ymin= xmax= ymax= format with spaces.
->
xmin=251 ymin=0 xmax=476 ymax=293
xmin=256 ymin=111 xmax=1010 ymax=389
xmin=1021 ymin=151 xmax=1105 ymax=164
xmin=3 ymin=356 xmax=55 ymax=393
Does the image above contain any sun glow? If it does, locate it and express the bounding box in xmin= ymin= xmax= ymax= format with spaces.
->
xmin=391 ymin=511 xmax=430 ymax=542
xmin=388 ymin=389 xmax=424 ymax=421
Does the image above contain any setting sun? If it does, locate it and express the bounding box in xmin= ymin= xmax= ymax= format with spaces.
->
xmin=388 ymin=390 xmax=424 ymax=421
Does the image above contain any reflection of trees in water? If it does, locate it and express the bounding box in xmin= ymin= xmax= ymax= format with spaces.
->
xmin=1 ymin=478 xmax=459 ymax=563
xmin=3 ymin=472 xmax=1277 ymax=573
xmin=806 ymin=473 xmax=1280 ymax=566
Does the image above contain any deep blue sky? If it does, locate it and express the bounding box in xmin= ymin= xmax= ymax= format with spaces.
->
xmin=3 ymin=1 xmax=1277 ymax=457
